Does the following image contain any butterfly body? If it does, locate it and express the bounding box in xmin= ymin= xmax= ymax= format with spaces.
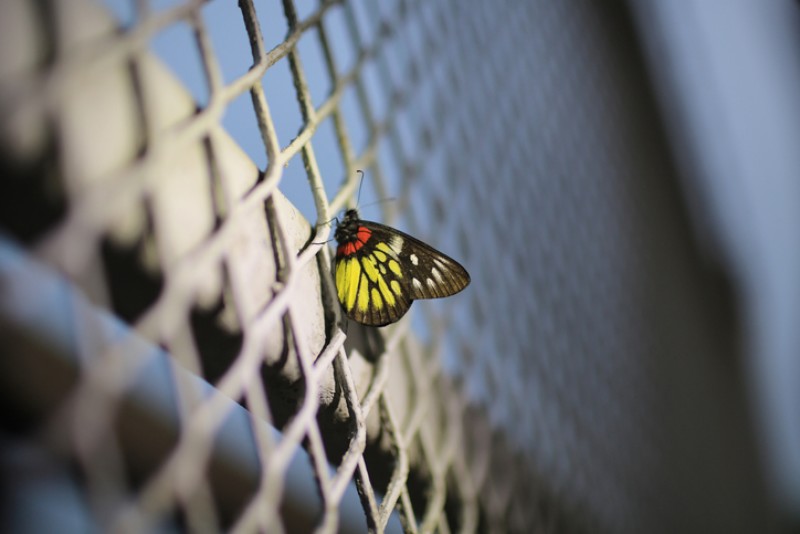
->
xmin=334 ymin=209 xmax=470 ymax=326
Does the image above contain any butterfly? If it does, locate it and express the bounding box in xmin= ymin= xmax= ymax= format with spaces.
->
xmin=334 ymin=208 xmax=470 ymax=326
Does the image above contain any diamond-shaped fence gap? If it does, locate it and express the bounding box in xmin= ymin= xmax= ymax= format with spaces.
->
xmin=327 ymin=348 xmax=369 ymax=481
xmin=68 ymin=344 xmax=184 ymax=530
xmin=439 ymin=332 xmax=467 ymax=384
xmin=155 ymin=344 xmax=225 ymax=530
xmin=1 ymin=110 xmax=68 ymax=243
xmin=261 ymin=56 xmax=305 ymax=149
xmin=248 ymin=0 xmax=288 ymax=55
xmin=225 ymin=406 xmax=294 ymax=532
xmin=222 ymin=90 xmax=269 ymax=171
xmin=360 ymin=425 xmax=402 ymax=509
xmin=416 ymin=155 xmax=444 ymax=220
xmin=371 ymin=394 xmax=412 ymax=526
xmin=151 ymin=376 xmax=272 ymax=532
xmin=422 ymin=79 xmax=448 ymax=131
xmin=419 ymin=300 xmax=449 ymax=345
xmin=344 ymin=98 xmax=377 ymax=166
xmin=225 ymin=194 xmax=318 ymax=356
xmin=381 ymin=348 xmax=417 ymax=432
xmin=404 ymin=180 xmax=437 ymax=241
xmin=72 ymin=392 xmax=137 ymax=529
xmin=1 ymin=0 xmax=69 ymax=226
xmin=339 ymin=96 xmax=371 ymax=165
xmin=416 ymin=401 xmax=453 ymax=532
xmin=325 ymin=106 xmax=357 ymax=184
xmin=278 ymin=154 xmax=318 ymax=224
xmin=422 ymin=74 xmax=446 ymax=136
xmin=202 ymin=400 xmax=265 ymax=530
xmin=123 ymin=400 xmax=222 ymax=531
xmin=347 ymin=0 xmax=377 ymax=50
xmin=266 ymin=309 xmax=335 ymax=504
xmin=360 ymin=0 xmax=391 ymax=43
xmin=229 ymin=383 xmax=282 ymax=533
xmin=56 ymin=64 xmax=144 ymax=203
xmin=386 ymin=132 xmax=420 ymax=195
xmin=313 ymin=355 xmax=364 ymax=472
xmin=189 ymin=265 xmax=244 ymax=385
xmin=310 ymin=400 xmax=352 ymax=473
xmin=379 ymin=32 xmax=408 ymax=96
xmin=148 ymin=152 xmax=216 ymax=273
xmin=301 ymin=418 xmax=337 ymax=531
xmin=222 ymin=205 xmax=283 ymax=337
xmin=99 ymin=200 xmax=163 ymax=324
xmin=409 ymin=307 xmax=433 ymax=347
xmin=291 ymin=0 xmax=326 ymax=21
xmin=149 ymin=17 xmax=209 ymax=108
xmin=321 ymin=4 xmax=357 ymax=79
xmin=105 ymin=350 xmax=180 ymax=489
xmin=313 ymin=116 xmax=347 ymax=203
xmin=375 ymin=69 xmax=408 ymax=137
xmin=183 ymin=12 xmax=226 ymax=108
xmin=162 ymin=321 xmax=211 ymax=420
xmin=393 ymin=112 xmax=419 ymax=174
xmin=200 ymin=1 xmax=252 ymax=87
xmin=314 ymin=20 xmax=343 ymax=100
xmin=401 ymin=9 xmax=426 ymax=71
xmin=257 ymin=319 xmax=315 ymax=430
xmin=295 ymin=25 xmax=332 ymax=110
xmin=375 ymin=136 xmax=402 ymax=211
xmin=420 ymin=3 xmax=447 ymax=64
xmin=359 ymin=59 xmax=389 ymax=126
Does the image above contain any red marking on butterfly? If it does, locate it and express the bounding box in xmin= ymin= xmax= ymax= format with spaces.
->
xmin=337 ymin=226 xmax=372 ymax=257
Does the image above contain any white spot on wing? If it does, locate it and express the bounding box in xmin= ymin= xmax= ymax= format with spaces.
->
xmin=433 ymin=258 xmax=446 ymax=270
xmin=431 ymin=267 xmax=444 ymax=284
xmin=390 ymin=235 xmax=404 ymax=254
xmin=413 ymin=278 xmax=424 ymax=292
xmin=426 ymin=278 xmax=436 ymax=289
xmin=410 ymin=253 xmax=419 ymax=266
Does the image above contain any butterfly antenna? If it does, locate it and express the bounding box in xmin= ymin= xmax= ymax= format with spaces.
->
xmin=317 ymin=215 xmax=338 ymax=228
xmin=359 ymin=197 xmax=396 ymax=211
xmin=355 ymin=169 xmax=365 ymax=208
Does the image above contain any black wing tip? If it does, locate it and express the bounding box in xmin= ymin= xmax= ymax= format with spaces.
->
xmin=461 ymin=267 xmax=472 ymax=287
xmin=448 ymin=263 xmax=471 ymax=295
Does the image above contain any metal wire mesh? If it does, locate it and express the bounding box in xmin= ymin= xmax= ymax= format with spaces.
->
xmin=0 ymin=0 xmax=501 ymax=531
xmin=0 ymin=0 xmax=784 ymax=533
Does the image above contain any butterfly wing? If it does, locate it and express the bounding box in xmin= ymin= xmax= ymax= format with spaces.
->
xmin=361 ymin=221 xmax=470 ymax=300
xmin=335 ymin=222 xmax=413 ymax=326
xmin=335 ymin=218 xmax=470 ymax=326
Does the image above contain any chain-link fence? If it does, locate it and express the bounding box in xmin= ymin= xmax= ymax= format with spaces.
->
xmin=1 ymin=0 xmax=795 ymax=533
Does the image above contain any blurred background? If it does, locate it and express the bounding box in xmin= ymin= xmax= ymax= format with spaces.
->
xmin=1 ymin=0 xmax=798 ymax=532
